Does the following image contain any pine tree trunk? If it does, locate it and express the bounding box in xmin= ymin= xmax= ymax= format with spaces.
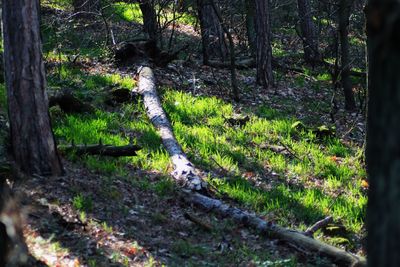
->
xmin=2 ymin=0 xmax=63 ymax=176
xmin=339 ymin=0 xmax=356 ymax=110
xmin=297 ymin=0 xmax=319 ymax=64
xmin=245 ymin=0 xmax=256 ymax=57
xmin=254 ymin=0 xmax=273 ymax=88
xmin=365 ymin=0 xmax=400 ymax=265
xmin=197 ymin=0 xmax=228 ymax=63
xmin=139 ymin=0 xmax=158 ymax=42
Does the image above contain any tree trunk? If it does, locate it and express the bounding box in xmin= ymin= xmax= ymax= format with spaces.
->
xmin=73 ymin=0 xmax=101 ymax=12
xmin=139 ymin=0 xmax=158 ymax=42
xmin=209 ymin=0 xmax=240 ymax=101
xmin=339 ymin=0 xmax=356 ymax=110
xmin=197 ymin=0 xmax=228 ymax=64
xmin=297 ymin=0 xmax=319 ymax=64
xmin=254 ymin=0 xmax=274 ymax=88
xmin=0 ymin=180 xmax=9 ymax=267
xmin=3 ymin=0 xmax=63 ymax=176
xmin=136 ymin=67 xmax=206 ymax=191
xmin=245 ymin=0 xmax=256 ymax=57
xmin=365 ymin=1 xmax=400 ymax=265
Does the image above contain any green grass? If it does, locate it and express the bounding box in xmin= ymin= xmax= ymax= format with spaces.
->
xmin=41 ymin=0 xmax=72 ymax=10
xmin=51 ymin=62 xmax=366 ymax=250
xmin=106 ymin=2 xmax=196 ymax=26
xmin=72 ymin=193 xmax=93 ymax=212
xmin=107 ymin=2 xmax=142 ymax=23
xmin=41 ymin=21 xmax=109 ymax=61
xmin=0 ymin=84 xmax=6 ymax=110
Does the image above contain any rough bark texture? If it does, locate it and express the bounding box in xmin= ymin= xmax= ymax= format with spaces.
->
xmin=339 ymin=0 xmax=356 ymax=110
xmin=245 ymin=0 xmax=256 ymax=57
xmin=209 ymin=0 xmax=240 ymax=101
xmin=365 ymin=1 xmax=400 ymax=266
xmin=254 ymin=0 xmax=274 ymax=88
xmin=297 ymin=0 xmax=319 ymax=64
xmin=181 ymin=191 xmax=366 ymax=266
xmin=197 ymin=0 xmax=228 ymax=64
xmin=137 ymin=67 xmax=206 ymax=190
xmin=3 ymin=0 xmax=63 ymax=176
xmin=139 ymin=0 xmax=158 ymax=42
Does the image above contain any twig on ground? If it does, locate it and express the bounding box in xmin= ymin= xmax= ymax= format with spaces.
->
xmin=184 ymin=212 xmax=213 ymax=231
xmin=305 ymin=216 xmax=334 ymax=237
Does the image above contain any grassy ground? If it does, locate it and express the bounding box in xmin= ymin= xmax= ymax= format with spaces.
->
xmin=0 ymin=2 xmax=368 ymax=266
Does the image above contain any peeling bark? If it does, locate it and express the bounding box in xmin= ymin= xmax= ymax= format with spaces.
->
xmin=136 ymin=67 xmax=206 ymax=190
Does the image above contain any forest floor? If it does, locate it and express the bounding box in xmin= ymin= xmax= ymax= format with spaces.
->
xmin=0 ymin=2 xmax=368 ymax=266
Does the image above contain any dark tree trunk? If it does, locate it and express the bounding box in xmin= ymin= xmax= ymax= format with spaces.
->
xmin=365 ymin=0 xmax=400 ymax=266
xmin=139 ymin=0 xmax=158 ymax=42
xmin=3 ymin=0 xmax=63 ymax=176
xmin=209 ymin=0 xmax=240 ymax=101
xmin=197 ymin=0 xmax=228 ymax=64
xmin=73 ymin=0 xmax=101 ymax=12
xmin=297 ymin=0 xmax=319 ymax=64
xmin=254 ymin=0 xmax=273 ymax=88
xmin=245 ymin=0 xmax=256 ymax=57
xmin=339 ymin=0 xmax=356 ymax=110
xmin=0 ymin=180 xmax=9 ymax=267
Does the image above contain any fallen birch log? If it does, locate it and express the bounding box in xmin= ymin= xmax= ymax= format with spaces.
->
xmin=135 ymin=66 xmax=366 ymax=265
xmin=181 ymin=191 xmax=366 ymax=267
xmin=59 ymin=144 xmax=141 ymax=157
xmin=136 ymin=66 xmax=207 ymax=191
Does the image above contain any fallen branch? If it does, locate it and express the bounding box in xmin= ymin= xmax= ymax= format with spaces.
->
xmin=136 ymin=66 xmax=206 ymax=191
xmin=305 ymin=216 xmax=334 ymax=237
xmin=134 ymin=66 xmax=365 ymax=265
xmin=184 ymin=212 xmax=213 ymax=231
xmin=207 ymin=58 xmax=255 ymax=70
xmin=59 ymin=144 xmax=141 ymax=157
xmin=181 ymin=191 xmax=366 ymax=267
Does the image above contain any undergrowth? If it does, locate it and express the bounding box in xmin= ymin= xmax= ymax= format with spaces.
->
xmin=51 ymin=63 xmax=366 ymax=249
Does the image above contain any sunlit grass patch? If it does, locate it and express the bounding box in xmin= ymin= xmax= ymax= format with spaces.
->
xmin=53 ymin=80 xmax=366 ymax=248
xmin=72 ymin=193 xmax=93 ymax=212
xmin=0 ymin=84 xmax=7 ymax=110
xmin=41 ymin=0 xmax=72 ymax=10
xmin=41 ymin=23 xmax=110 ymax=60
xmin=108 ymin=2 xmax=142 ymax=23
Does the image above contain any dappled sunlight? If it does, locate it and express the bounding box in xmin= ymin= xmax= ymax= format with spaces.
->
xmin=0 ymin=0 xmax=373 ymax=264
xmin=52 ymin=83 xmax=366 ymax=250
xmin=24 ymin=215 xmax=160 ymax=266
